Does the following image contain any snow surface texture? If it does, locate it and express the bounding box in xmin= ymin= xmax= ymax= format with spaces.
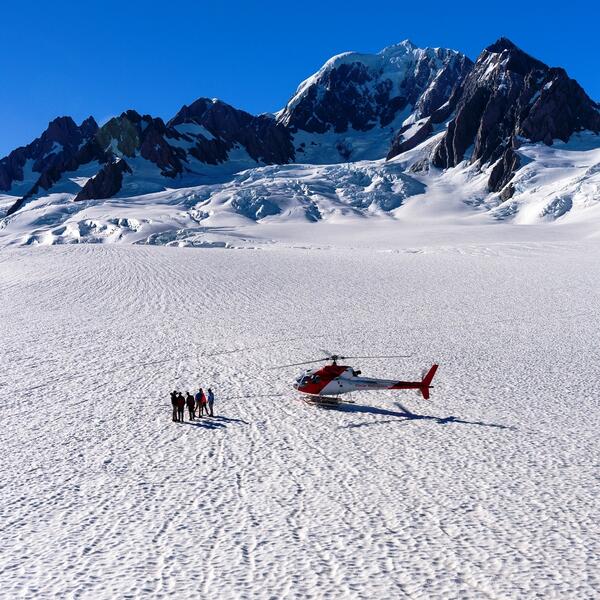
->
xmin=1 ymin=132 xmax=600 ymax=249
xmin=1 ymin=236 xmax=599 ymax=599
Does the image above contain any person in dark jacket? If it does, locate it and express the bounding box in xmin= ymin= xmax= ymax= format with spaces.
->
xmin=176 ymin=392 xmax=186 ymax=422
xmin=186 ymin=392 xmax=196 ymax=420
xmin=194 ymin=389 xmax=203 ymax=418
xmin=170 ymin=390 xmax=178 ymax=422
xmin=207 ymin=388 xmax=215 ymax=417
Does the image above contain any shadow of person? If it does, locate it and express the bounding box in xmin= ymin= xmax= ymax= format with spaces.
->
xmin=332 ymin=400 xmax=513 ymax=431
xmin=213 ymin=416 xmax=250 ymax=425
xmin=184 ymin=419 xmax=227 ymax=430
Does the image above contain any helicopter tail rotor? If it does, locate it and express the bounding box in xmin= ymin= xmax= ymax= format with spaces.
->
xmin=419 ymin=364 xmax=439 ymax=400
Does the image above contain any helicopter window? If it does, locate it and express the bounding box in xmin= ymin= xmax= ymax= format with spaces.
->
xmin=311 ymin=375 xmax=321 ymax=383
xmin=300 ymin=377 xmax=311 ymax=386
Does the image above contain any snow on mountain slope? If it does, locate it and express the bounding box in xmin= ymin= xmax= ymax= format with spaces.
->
xmin=0 ymin=157 xmax=433 ymax=247
xmin=0 ymin=116 xmax=99 ymax=197
xmin=1 ymin=242 xmax=599 ymax=599
xmin=3 ymin=37 xmax=599 ymax=222
xmin=1 ymin=130 xmax=600 ymax=247
xmin=278 ymin=41 xmax=472 ymax=163
xmin=430 ymin=38 xmax=600 ymax=196
xmin=490 ymin=133 xmax=600 ymax=223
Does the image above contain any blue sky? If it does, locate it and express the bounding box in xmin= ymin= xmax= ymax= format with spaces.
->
xmin=1 ymin=0 xmax=598 ymax=156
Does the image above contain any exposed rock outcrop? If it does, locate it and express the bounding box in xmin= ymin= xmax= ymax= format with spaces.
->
xmin=431 ymin=38 xmax=600 ymax=192
xmin=95 ymin=111 xmax=187 ymax=177
xmin=278 ymin=41 xmax=472 ymax=136
xmin=1 ymin=116 xmax=98 ymax=194
xmin=74 ymin=159 xmax=132 ymax=201
xmin=387 ymin=119 xmax=433 ymax=157
xmin=168 ymin=98 xmax=294 ymax=165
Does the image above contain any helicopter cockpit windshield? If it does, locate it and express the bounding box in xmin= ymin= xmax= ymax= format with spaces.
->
xmin=295 ymin=372 xmax=321 ymax=387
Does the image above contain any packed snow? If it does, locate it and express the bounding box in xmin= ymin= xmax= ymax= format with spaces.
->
xmin=0 ymin=227 xmax=599 ymax=598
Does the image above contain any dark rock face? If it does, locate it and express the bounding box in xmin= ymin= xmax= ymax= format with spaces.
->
xmin=0 ymin=116 xmax=98 ymax=193
xmin=4 ymin=99 xmax=296 ymax=215
xmin=432 ymin=38 xmax=600 ymax=191
xmin=74 ymin=159 xmax=132 ymax=202
xmin=6 ymin=111 xmax=186 ymax=214
xmin=282 ymin=61 xmax=388 ymax=133
xmin=520 ymin=69 xmax=600 ymax=144
xmin=488 ymin=146 xmax=520 ymax=193
xmin=95 ymin=111 xmax=188 ymax=177
xmin=279 ymin=43 xmax=472 ymax=137
xmin=387 ymin=119 xmax=434 ymax=157
xmin=168 ymin=98 xmax=294 ymax=165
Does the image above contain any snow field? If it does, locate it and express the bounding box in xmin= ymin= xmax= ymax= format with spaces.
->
xmin=0 ymin=241 xmax=599 ymax=599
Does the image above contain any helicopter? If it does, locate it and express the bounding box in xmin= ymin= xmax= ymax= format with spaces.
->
xmin=276 ymin=351 xmax=439 ymax=403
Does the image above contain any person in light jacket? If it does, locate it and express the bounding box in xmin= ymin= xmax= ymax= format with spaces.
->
xmin=207 ymin=388 xmax=215 ymax=417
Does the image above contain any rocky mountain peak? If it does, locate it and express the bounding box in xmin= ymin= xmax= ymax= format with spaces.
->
xmin=167 ymin=97 xmax=219 ymax=128
xmin=79 ymin=116 xmax=99 ymax=138
xmin=168 ymin=97 xmax=294 ymax=165
xmin=485 ymin=37 xmax=519 ymax=54
xmin=431 ymin=39 xmax=600 ymax=196
xmin=278 ymin=42 xmax=472 ymax=136
xmin=478 ymin=37 xmax=547 ymax=80
xmin=278 ymin=42 xmax=473 ymax=163
xmin=1 ymin=115 xmax=99 ymax=202
xmin=42 ymin=116 xmax=84 ymax=146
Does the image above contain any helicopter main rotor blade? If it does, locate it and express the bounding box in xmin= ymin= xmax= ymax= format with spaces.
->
xmin=270 ymin=358 xmax=329 ymax=369
xmin=271 ymin=352 xmax=414 ymax=370
xmin=341 ymin=354 xmax=413 ymax=359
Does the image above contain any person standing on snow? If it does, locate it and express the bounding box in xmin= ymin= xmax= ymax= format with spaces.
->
xmin=176 ymin=392 xmax=186 ymax=422
xmin=194 ymin=388 xmax=203 ymax=417
xmin=197 ymin=388 xmax=208 ymax=417
xmin=186 ymin=392 xmax=196 ymax=420
xmin=207 ymin=388 xmax=215 ymax=417
xmin=170 ymin=390 xmax=178 ymax=422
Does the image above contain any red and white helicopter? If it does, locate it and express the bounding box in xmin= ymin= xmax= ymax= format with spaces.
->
xmin=277 ymin=351 xmax=438 ymax=403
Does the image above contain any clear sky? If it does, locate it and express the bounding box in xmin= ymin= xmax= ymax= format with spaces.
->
xmin=1 ymin=0 xmax=598 ymax=156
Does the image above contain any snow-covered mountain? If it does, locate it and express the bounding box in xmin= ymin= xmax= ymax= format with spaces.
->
xmin=277 ymin=40 xmax=472 ymax=162
xmin=0 ymin=116 xmax=99 ymax=200
xmin=429 ymin=38 xmax=600 ymax=198
xmin=2 ymin=103 xmax=295 ymax=217
xmin=1 ymin=37 xmax=600 ymax=246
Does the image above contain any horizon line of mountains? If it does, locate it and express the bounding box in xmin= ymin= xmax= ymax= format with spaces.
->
xmin=2 ymin=37 xmax=599 ymax=217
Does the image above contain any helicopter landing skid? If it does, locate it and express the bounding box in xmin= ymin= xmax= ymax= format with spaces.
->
xmin=302 ymin=395 xmax=355 ymax=406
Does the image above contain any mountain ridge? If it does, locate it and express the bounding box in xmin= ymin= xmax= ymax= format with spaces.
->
xmin=429 ymin=37 xmax=600 ymax=198
xmin=1 ymin=37 xmax=599 ymax=234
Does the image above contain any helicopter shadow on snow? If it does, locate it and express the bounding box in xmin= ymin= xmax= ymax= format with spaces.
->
xmin=332 ymin=401 xmax=514 ymax=431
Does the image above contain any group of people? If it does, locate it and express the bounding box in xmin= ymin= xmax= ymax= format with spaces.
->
xmin=170 ymin=388 xmax=215 ymax=422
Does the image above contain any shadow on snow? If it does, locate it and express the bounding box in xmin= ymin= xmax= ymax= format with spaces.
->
xmin=180 ymin=415 xmax=250 ymax=429
xmin=329 ymin=401 xmax=513 ymax=431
